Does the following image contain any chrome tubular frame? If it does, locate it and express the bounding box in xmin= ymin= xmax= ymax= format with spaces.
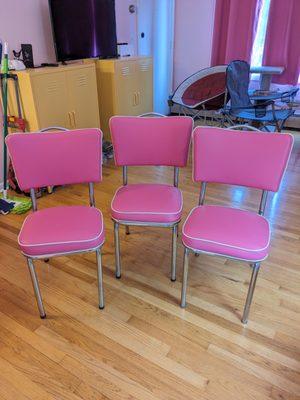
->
xmin=259 ymin=190 xmax=268 ymax=216
xmin=26 ymin=244 xmax=105 ymax=318
xmin=114 ymin=221 xmax=121 ymax=278
xmin=122 ymin=166 xmax=128 ymax=186
xmin=171 ymin=224 xmax=178 ymax=281
xmin=199 ymin=181 xmax=207 ymax=206
xmin=241 ymin=262 xmax=260 ymax=324
xmin=25 ymin=183 xmax=105 ymax=318
xmin=180 ymin=247 xmax=190 ymax=307
xmin=195 ymin=181 xmax=207 ymax=258
xmin=174 ymin=167 xmax=179 ymax=188
xmin=113 ymin=218 xmax=180 ymax=281
xmin=30 ymin=188 xmax=37 ymax=211
xmin=180 ymin=244 xmax=262 ymax=323
xmin=181 ymin=182 xmax=269 ymax=324
xmin=89 ymin=182 xmax=95 ymax=207
xmin=114 ymin=165 xmax=181 ymax=281
xmin=123 ymin=166 xmax=130 ymax=235
xmin=96 ymin=248 xmax=105 ymax=309
xmin=27 ymin=258 xmax=46 ymax=318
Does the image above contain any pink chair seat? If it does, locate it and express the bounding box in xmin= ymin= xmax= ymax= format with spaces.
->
xmin=111 ymin=184 xmax=183 ymax=223
xmin=18 ymin=206 xmax=105 ymax=257
xmin=182 ymin=205 xmax=270 ymax=261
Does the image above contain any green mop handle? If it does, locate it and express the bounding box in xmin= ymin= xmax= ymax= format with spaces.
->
xmin=1 ymin=42 xmax=9 ymax=196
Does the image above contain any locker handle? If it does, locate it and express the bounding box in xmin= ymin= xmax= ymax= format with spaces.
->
xmin=68 ymin=112 xmax=72 ymax=128
xmin=72 ymin=111 xmax=76 ymax=128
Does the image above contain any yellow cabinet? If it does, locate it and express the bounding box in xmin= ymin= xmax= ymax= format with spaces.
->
xmin=66 ymin=67 xmax=100 ymax=129
xmin=135 ymin=57 xmax=153 ymax=116
xmin=11 ymin=63 xmax=100 ymax=132
xmin=31 ymin=71 xmax=69 ymax=129
xmin=95 ymin=56 xmax=153 ymax=139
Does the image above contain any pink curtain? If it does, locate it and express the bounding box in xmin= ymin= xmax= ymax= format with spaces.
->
xmin=211 ymin=0 xmax=259 ymax=65
xmin=263 ymin=0 xmax=300 ymax=85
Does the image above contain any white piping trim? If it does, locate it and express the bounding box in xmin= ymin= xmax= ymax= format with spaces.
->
xmin=183 ymin=243 xmax=269 ymax=263
xmin=21 ymin=242 xmax=105 ymax=259
xmin=18 ymin=208 xmax=104 ymax=248
xmin=111 ymin=185 xmax=183 ymax=216
xmin=182 ymin=205 xmax=271 ymax=253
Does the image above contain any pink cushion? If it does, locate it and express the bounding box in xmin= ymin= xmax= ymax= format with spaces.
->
xmin=193 ymin=127 xmax=293 ymax=191
xmin=182 ymin=205 xmax=270 ymax=261
xmin=111 ymin=184 xmax=183 ymax=223
xmin=110 ymin=116 xmax=193 ymax=167
xmin=18 ymin=206 xmax=105 ymax=257
xmin=6 ymin=129 xmax=102 ymax=191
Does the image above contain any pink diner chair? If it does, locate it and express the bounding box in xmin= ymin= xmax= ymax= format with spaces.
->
xmin=181 ymin=126 xmax=293 ymax=323
xmin=6 ymin=129 xmax=105 ymax=318
xmin=110 ymin=116 xmax=193 ymax=281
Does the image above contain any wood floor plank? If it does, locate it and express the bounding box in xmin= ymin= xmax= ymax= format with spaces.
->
xmin=208 ymin=344 xmax=300 ymax=396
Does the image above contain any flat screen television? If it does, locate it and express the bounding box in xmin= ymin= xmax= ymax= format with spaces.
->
xmin=49 ymin=0 xmax=118 ymax=62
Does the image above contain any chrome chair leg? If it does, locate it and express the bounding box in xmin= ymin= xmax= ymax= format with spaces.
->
xmin=114 ymin=221 xmax=121 ymax=279
xmin=180 ymin=247 xmax=190 ymax=308
xmin=96 ymin=249 xmax=105 ymax=309
xmin=27 ymin=258 xmax=46 ymax=319
xmin=241 ymin=262 xmax=260 ymax=324
xmin=125 ymin=225 xmax=130 ymax=235
xmin=171 ymin=224 xmax=178 ymax=281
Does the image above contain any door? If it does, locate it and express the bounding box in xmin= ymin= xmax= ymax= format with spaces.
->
xmin=115 ymin=59 xmax=139 ymax=115
xmin=137 ymin=0 xmax=154 ymax=56
xmin=31 ymin=71 xmax=69 ymax=129
xmin=135 ymin=57 xmax=153 ymax=114
xmin=66 ymin=66 xmax=100 ymax=129
xmin=137 ymin=0 xmax=175 ymax=115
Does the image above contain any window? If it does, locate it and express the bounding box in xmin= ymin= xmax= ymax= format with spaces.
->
xmin=250 ymin=0 xmax=271 ymax=73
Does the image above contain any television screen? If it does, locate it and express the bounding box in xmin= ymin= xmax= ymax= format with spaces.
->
xmin=49 ymin=0 xmax=118 ymax=61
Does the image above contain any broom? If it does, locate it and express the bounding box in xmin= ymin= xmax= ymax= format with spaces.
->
xmin=1 ymin=42 xmax=31 ymax=214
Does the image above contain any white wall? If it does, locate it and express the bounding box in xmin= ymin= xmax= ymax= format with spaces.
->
xmin=173 ymin=0 xmax=216 ymax=89
xmin=115 ymin=0 xmax=138 ymax=54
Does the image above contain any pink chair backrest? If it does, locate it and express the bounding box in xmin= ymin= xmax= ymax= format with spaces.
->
xmin=6 ymin=129 xmax=102 ymax=191
xmin=110 ymin=116 xmax=193 ymax=167
xmin=193 ymin=127 xmax=293 ymax=191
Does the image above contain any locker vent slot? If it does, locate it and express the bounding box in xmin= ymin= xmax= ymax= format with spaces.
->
xmin=77 ymin=75 xmax=88 ymax=87
xmin=47 ymin=81 xmax=59 ymax=95
xmin=121 ymin=66 xmax=130 ymax=76
xmin=140 ymin=63 xmax=150 ymax=72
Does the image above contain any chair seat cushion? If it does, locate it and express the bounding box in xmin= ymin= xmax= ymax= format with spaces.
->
xmin=18 ymin=206 xmax=105 ymax=257
xmin=182 ymin=205 xmax=270 ymax=261
xmin=111 ymin=184 xmax=183 ymax=223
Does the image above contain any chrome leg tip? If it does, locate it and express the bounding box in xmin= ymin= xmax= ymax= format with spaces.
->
xmin=241 ymin=318 xmax=248 ymax=325
xmin=116 ymin=274 xmax=121 ymax=279
xmin=171 ymin=277 xmax=176 ymax=282
xmin=180 ymin=302 xmax=186 ymax=308
xmin=99 ymin=305 xmax=105 ymax=310
xmin=40 ymin=314 xmax=47 ymax=319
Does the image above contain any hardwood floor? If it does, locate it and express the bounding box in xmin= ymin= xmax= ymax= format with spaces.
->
xmin=0 ymin=132 xmax=299 ymax=400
